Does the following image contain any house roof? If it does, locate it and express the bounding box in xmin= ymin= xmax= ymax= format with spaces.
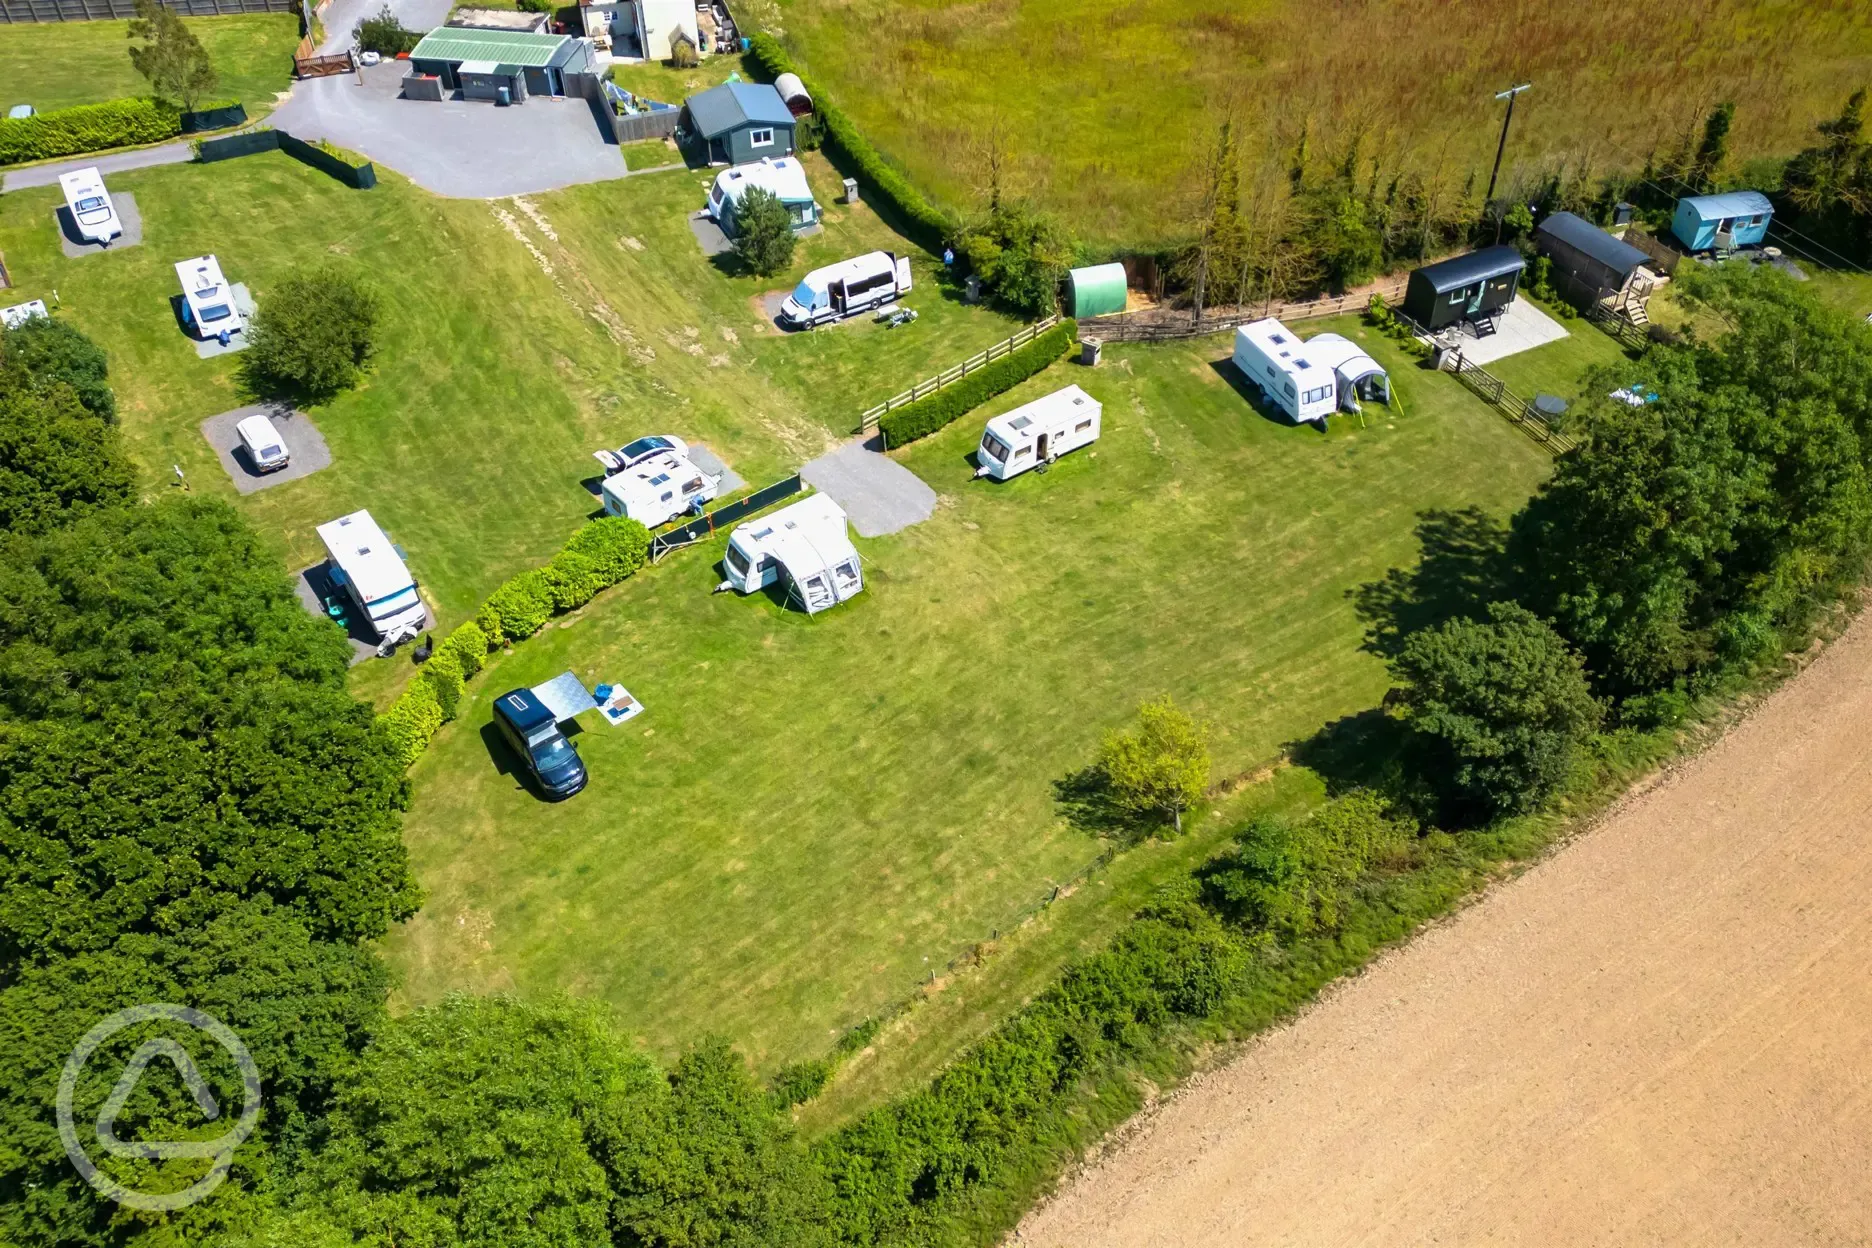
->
xmin=712 ymin=157 xmax=814 ymax=206
xmin=1412 ymin=245 xmax=1525 ymax=294
xmin=1677 ymin=190 xmax=1774 ymax=221
xmin=685 ymin=81 xmax=794 ymax=137
xmin=409 ymin=27 xmax=574 ymax=68
xmin=1535 ymin=211 xmax=1649 ymax=279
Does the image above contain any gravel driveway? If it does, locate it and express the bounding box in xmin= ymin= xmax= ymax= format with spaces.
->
xmin=802 ymin=437 xmax=936 ymax=537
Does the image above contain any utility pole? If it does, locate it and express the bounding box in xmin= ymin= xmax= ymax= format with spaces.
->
xmin=1485 ymin=83 xmax=1532 ymax=235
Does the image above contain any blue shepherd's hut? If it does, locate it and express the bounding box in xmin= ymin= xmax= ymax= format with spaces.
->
xmin=1670 ymin=191 xmax=1773 ymax=252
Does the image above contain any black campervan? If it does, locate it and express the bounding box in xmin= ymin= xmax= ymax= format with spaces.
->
xmin=492 ymin=687 xmax=587 ymax=800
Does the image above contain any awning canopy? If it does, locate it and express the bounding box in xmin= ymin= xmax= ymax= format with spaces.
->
xmin=531 ymin=671 xmax=599 ymax=722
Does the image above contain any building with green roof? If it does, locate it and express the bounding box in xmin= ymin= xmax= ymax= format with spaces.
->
xmin=408 ymin=28 xmax=594 ymax=101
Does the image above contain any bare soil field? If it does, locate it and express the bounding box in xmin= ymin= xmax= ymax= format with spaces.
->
xmin=1015 ymin=615 xmax=1872 ymax=1246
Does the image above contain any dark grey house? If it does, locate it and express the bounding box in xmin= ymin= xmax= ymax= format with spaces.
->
xmin=1402 ymin=246 xmax=1525 ymax=332
xmin=1534 ymin=211 xmax=1654 ymax=310
xmin=682 ymin=82 xmax=795 ymax=166
xmin=406 ymin=28 xmax=594 ymax=100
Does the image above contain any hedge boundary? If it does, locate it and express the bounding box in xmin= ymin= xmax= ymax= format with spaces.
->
xmin=879 ymin=321 xmax=1077 ymax=447
xmin=376 ymin=517 xmax=650 ymax=768
xmin=0 ymin=97 xmax=182 ymax=166
xmin=745 ymin=33 xmax=951 ymax=254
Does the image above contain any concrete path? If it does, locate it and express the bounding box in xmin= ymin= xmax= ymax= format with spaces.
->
xmin=1434 ymin=296 xmax=1569 ymax=366
xmin=802 ymin=437 xmax=936 ymax=537
xmin=2 ymin=142 xmax=193 ymax=193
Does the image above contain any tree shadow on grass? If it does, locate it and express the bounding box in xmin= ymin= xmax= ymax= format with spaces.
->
xmin=1053 ymin=765 xmax=1163 ymax=845
xmin=1288 ymin=706 xmax=1417 ymax=801
xmin=1353 ymin=505 xmax=1514 ymax=659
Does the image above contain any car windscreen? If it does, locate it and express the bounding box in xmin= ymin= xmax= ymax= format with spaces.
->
xmin=75 ymin=196 xmax=106 ymax=212
xmin=529 ymin=733 xmax=576 ymax=769
xmin=366 ymin=584 xmax=419 ymax=611
xmin=790 ymin=278 xmax=824 ymax=307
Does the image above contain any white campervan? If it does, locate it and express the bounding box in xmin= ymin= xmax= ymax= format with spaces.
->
xmin=975 ymin=384 xmax=1101 ymax=480
xmin=317 ymin=509 xmax=427 ymax=643
xmin=175 ymin=255 xmax=245 ymax=343
xmin=599 ymin=448 xmax=722 ymax=528
xmin=718 ymin=493 xmax=863 ymax=614
xmin=1231 ymin=317 xmax=1340 ymax=425
xmin=778 ymin=251 xmax=911 ymax=329
xmin=58 ymin=167 xmax=122 ymax=246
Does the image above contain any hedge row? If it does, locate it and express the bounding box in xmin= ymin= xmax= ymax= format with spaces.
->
xmin=377 ymin=517 xmax=650 ymax=767
xmin=879 ymin=321 xmax=1077 ymax=447
xmin=746 ymin=34 xmax=952 ymax=254
xmin=0 ymin=97 xmax=183 ymax=166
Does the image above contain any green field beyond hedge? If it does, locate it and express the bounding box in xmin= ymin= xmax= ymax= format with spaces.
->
xmin=389 ymin=320 xmax=1555 ymax=1072
xmin=0 ymin=13 xmax=300 ymax=118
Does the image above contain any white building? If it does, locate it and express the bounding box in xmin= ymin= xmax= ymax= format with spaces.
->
xmin=582 ymin=0 xmax=696 ymax=60
xmin=718 ymin=493 xmax=863 ymax=613
xmin=975 ymin=385 xmax=1101 ymax=480
xmin=316 ymin=510 xmax=427 ymax=642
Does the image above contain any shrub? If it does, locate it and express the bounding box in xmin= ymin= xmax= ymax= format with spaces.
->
xmin=0 ymin=316 xmax=115 ymax=422
xmin=769 ymin=1058 xmax=833 ymax=1108
xmin=432 ymin=618 xmax=489 ymax=680
xmin=355 ymin=4 xmax=419 ymax=55
xmin=542 ymin=548 xmax=605 ymax=612
xmin=1200 ymin=791 xmax=1413 ymax=937
xmin=564 ymin=515 xmax=650 ymax=583
xmin=745 ymin=34 xmax=952 ymax=253
xmin=244 ymin=264 xmax=381 ymax=400
xmin=379 ymin=676 xmax=445 ymax=767
xmin=733 ymin=185 xmax=798 ymax=277
xmin=419 ymin=647 xmax=465 ymax=719
xmin=958 ymin=200 xmax=1075 ymax=317
xmin=0 ymin=97 xmax=182 ymax=165
xmin=879 ymin=321 xmax=1075 ymax=446
xmin=476 ymin=569 xmax=554 ymax=647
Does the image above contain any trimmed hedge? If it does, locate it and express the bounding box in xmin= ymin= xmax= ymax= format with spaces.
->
xmin=746 ymin=34 xmax=951 ymax=254
xmin=0 ymin=97 xmax=183 ymax=166
xmin=378 ymin=518 xmax=650 ymax=766
xmin=879 ymin=321 xmax=1077 ymax=447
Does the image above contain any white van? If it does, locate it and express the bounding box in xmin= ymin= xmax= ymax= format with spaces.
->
xmin=718 ymin=493 xmax=863 ymax=613
xmin=599 ymin=448 xmax=722 ymax=528
xmin=58 ymin=167 xmax=122 ymax=247
xmin=779 ymin=251 xmax=911 ymax=329
xmin=175 ymin=255 xmax=246 ymax=343
xmin=235 ymin=412 xmax=290 ymax=473
xmin=316 ymin=510 xmax=427 ymax=643
xmin=975 ymin=385 xmax=1101 ymax=480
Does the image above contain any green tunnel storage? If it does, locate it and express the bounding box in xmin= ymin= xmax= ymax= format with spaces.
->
xmin=1067 ymin=263 xmax=1127 ymax=318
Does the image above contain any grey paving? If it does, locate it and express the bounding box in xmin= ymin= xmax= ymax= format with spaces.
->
xmin=200 ymin=403 xmax=332 ymax=493
xmin=801 ymin=437 xmax=937 ymax=537
xmin=295 ymin=564 xmax=380 ymax=666
xmin=689 ymin=210 xmax=732 ymax=257
xmin=2 ymin=142 xmax=193 ymax=192
xmin=319 ymin=0 xmax=451 ymax=54
xmin=687 ymin=442 xmax=746 ymax=492
xmin=186 ymin=283 xmax=258 ymax=358
xmin=271 ymin=62 xmax=626 ymax=199
xmin=56 ymin=192 xmax=142 ymax=257
xmin=1428 ymin=295 xmax=1570 ymax=366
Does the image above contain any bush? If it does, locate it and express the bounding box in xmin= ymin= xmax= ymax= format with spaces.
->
xmin=476 ymin=568 xmax=554 ymax=647
xmin=0 ymin=96 xmax=182 ymax=165
xmin=733 ymin=185 xmax=798 ymax=277
xmin=244 ymin=264 xmax=381 ymax=400
xmin=432 ymin=618 xmax=489 ymax=680
xmin=769 ymin=1058 xmax=833 ymax=1108
xmin=1200 ymin=791 xmax=1413 ymax=937
xmin=1098 ymin=695 xmax=1210 ymax=835
xmin=564 ymin=515 xmax=651 ymax=583
xmin=879 ymin=321 xmax=1076 ymax=447
xmin=1 ymin=316 xmax=115 ymax=422
xmin=378 ymin=670 xmax=445 ymax=767
xmin=419 ymin=646 xmax=465 ymax=719
xmin=745 ymin=34 xmax=952 ymax=253
xmin=355 ymin=4 xmax=419 ymax=55
xmin=958 ymin=200 xmax=1074 ymax=317
xmin=542 ymin=548 xmax=605 ymax=612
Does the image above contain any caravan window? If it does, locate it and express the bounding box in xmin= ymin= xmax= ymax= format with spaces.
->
xmin=682 ymin=477 xmax=705 ymax=494
xmin=1075 ymin=420 xmax=1092 ymax=433
xmin=847 ymin=270 xmax=889 ymax=296
xmin=1013 ymin=446 xmax=1031 ymax=460
xmin=726 ymin=543 xmax=752 ymax=576
xmin=1302 ymin=385 xmax=1333 ymax=405
xmin=981 ymin=432 xmax=1010 ymax=463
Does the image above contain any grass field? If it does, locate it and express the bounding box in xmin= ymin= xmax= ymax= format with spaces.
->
xmin=769 ymin=0 xmax=1872 ymax=247
xmin=0 ymin=13 xmax=300 ymax=116
xmin=388 ymin=317 xmax=1557 ymax=1074
xmin=1482 ymin=298 xmax=1634 ymax=404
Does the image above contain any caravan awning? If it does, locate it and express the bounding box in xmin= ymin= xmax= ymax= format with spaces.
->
xmin=1302 ymin=333 xmax=1385 ymax=384
xmin=531 ymin=671 xmax=599 ymax=722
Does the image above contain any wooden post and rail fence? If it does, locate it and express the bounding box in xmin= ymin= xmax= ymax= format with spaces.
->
xmin=855 ymin=313 xmax=1062 ymax=434
xmin=1077 ymin=277 xmax=1409 ymax=345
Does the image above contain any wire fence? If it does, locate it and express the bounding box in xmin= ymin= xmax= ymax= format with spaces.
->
xmin=855 ymin=314 xmax=1061 ymax=433
xmin=1078 ymin=277 xmax=1409 ymax=344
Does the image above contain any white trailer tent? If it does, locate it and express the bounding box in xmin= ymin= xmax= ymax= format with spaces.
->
xmin=718 ymin=493 xmax=864 ymax=613
xmin=600 ymin=448 xmax=722 ymax=528
xmin=975 ymin=384 xmax=1101 ymax=480
xmin=705 ymin=157 xmax=818 ymax=235
xmin=1231 ymin=318 xmax=1339 ymax=425
xmin=58 ymin=167 xmax=121 ymax=246
xmin=1295 ymin=332 xmax=1390 ymax=412
xmin=316 ymin=510 xmax=427 ymax=643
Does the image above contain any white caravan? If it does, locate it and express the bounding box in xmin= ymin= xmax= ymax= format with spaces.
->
xmin=316 ymin=509 xmax=427 ymax=643
xmin=718 ymin=493 xmax=863 ymax=614
xmin=175 ymin=255 xmax=245 ymax=342
xmin=600 ymin=448 xmax=723 ymax=528
xmin=1232 ymin=318 xmax=1342 ymax=424
xmin=975 ymin=384 xmax=1101 ymax=480
xmin=779 ymin=251 xmax=911 ymax=329
xmin=58 ymin=167 xmax=122 ymax=246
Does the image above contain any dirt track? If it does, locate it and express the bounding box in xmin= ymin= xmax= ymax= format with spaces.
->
xmin=1016 ymin=615 xmax=1872 ymax=1247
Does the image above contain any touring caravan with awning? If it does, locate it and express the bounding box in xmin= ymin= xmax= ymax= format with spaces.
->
xmin=778 ymin=251 xmax=911 ymax=329
xmin=975 ymin=384 xmax=1101 ymax=480
xmin=174 ymin=255 xmax=245 ymax=343
xmin=1231 ymin=318 xmax=1389 ymax=424
xmin=317 ymin=509 xmax=427 ymax=643
xmin=717 ymin=493 xmax=863 ymax=613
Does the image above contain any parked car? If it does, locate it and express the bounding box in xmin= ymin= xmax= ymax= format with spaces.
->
xmin=594 ymin=434 xmax=688 ymax=474
xmin=235 ymin=412 xmax=290 ymax=473
xmin=175 ymin=255 xmax=246 ymax=344
xmin=779 ymin=251 xmax=912 ymax=329
xmin=492 ymin=687 xmax=587 ymax=799
xmin=58 ymin=167 xmax=122 ymax=247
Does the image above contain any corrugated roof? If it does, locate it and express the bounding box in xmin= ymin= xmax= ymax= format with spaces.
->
xmin=1535 ymin=211 xmax=1649 ymax=279
xmin=685 ymin=81 xmax=794 ymax=137
xmin=409 ymin=27 xmax=572 ymax=68
xmin=1677 ymin=190 xmax=1774 ymax=221
xmin=1412 ymin=245 xmax=1525 ymax=295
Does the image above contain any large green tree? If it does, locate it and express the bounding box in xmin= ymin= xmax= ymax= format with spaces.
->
xmin=957 ymin=200 xmax=1073 ymax=317
xmin=244 ymin=266 xmax=381 ymax=402
xmin=126 ymin=0 xmax=219 ymax=112
xmin=731 ymin=186 xmax=797 ymax=277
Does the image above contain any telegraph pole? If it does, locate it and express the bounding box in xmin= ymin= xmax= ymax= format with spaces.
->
xmin=1485 ymin=83 xmax=1532 ymax=222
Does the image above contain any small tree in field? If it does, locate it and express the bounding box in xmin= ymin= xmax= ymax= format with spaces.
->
xmin=1099 ymin=696 xmax=1210 ymax=834
xmin=246 ymin=266 xmax=381 ymax=400
xmin=127 ymin=0 xmax=218 ymax=112
xmin=732 ymin=186 xmax=797 ymax=277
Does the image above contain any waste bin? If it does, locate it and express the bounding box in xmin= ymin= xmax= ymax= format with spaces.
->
xmin=1080 ymin=336 xmax=1102 ymax=367
xmin=842 ymin=177 xmax=859 ymax=204
xmin=497 ymin=85 xmax=511 ymax=106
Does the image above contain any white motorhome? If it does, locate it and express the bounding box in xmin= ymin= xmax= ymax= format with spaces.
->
xmin=316 ymin=510 xmax=427 ymax=643
xmin=975 ymin=384 xmax=1101 ymax=480
xmin=599 ymin=448 xmax=722 ymax=528
xmin=1232 ymin=318 xmax=1340 ymax=424
xmin=174 ymin=255 xmax=245 ymax=343
xmin=58 ymin=167 xmax=122 ymax=246
xmin=779 ymin=251 xmax=911 ymax=329
xmin=717 ymin=493 xmax=863 ymax=614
